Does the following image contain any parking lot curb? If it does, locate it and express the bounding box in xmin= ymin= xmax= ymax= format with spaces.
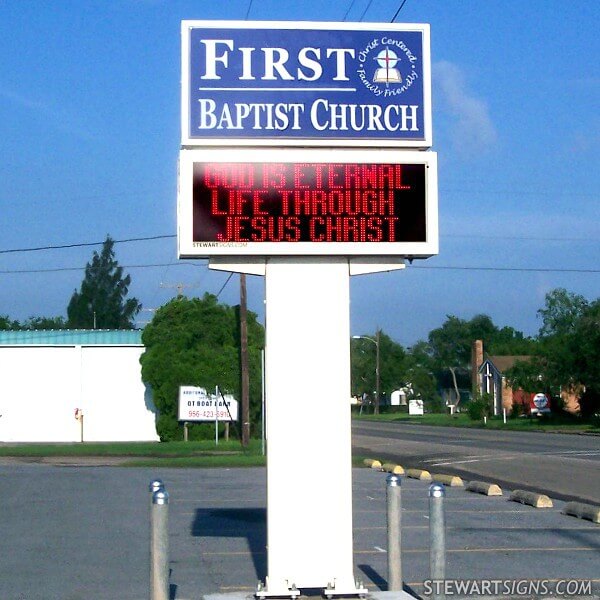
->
xmin=466 ymin=480 xmax=503 ymax=496
xmin=432 ymin=473 xmax=464 ymax=487
xmin=382 ymin=463 xmax=405 ymax=475
xmin=562 ymin=501 xmax=600 ymax=524
xmin=509 ymin=489 xmax=553 ymax=508
xmin=364 ymin=458 xmax=383 ymax=470
xmin=406 ymin=468 xmax=432 ymax=481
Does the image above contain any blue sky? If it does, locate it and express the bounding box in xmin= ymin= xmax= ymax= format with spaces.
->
xmin=0 ymin=0 xmax=598 ymax=345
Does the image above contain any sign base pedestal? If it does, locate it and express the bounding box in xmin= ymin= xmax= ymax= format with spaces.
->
xmin=262 ymin=258 xmax=359 ymax=597
xmin=209 ymin=257 xmax=403 ymax=598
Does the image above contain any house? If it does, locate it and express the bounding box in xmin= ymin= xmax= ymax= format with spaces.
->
xmin=0 ymin=329 xmax=159 ymax=442
xmin=471 ymin=339 xmax=580 ymax=415
xmin=471 ymin=339 xmax=531 ymax=415
xmin=478 ymin=354 xmax=532 ymax=416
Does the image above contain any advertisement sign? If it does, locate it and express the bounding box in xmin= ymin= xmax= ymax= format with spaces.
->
xmin=408 ymin=398 xmax=424 ymax=415
xmin=182 ymin=21 xmax=431 ymax=147
xmin=178 ymin=386 xmax=239 ymax=421
xmin=530 ymin=392 xmax=551 ymax=415
xmin=178 ymin=147 xmax=438 ymax=257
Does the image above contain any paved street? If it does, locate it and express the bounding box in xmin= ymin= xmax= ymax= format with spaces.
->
xmin=1 ymin=464 xmax=599 ymax=599
xmin=352 ymin=420 xmax=600 ymax=504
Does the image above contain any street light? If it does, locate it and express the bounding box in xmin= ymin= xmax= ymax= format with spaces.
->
xmin=352 ymin=330 xmax=381 ymax=414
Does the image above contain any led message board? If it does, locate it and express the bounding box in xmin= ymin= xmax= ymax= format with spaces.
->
xmin=182 ymin=21 xmax=431 ymax=147
xmin=178 ymin=148 xmax=438 ymax=258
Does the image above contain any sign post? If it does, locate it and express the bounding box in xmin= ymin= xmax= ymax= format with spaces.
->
xmin=179 ymin=20 xmax=437 ymax=597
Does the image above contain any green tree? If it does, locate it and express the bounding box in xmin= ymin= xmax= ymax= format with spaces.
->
xmin=22 ymin=316 xmax=66 ymax=330
xmin=428 ymin=315 xmax=472 ymax=404
xmin=404 ymin=341 xmax=441 ymax=410
xmin=506 ymin=290 xmax=599 ymax=418
xmin=351 ymin=330 xmax=406 ymax=406
xmin=140 ymin=294 xmax=264 ymax=441
xmin=428 ymin=313 xmax=536 ymax=405
xmin=535 ymin=289 xmax=590 ymax=393
xmin=0 ymin=315 xmax=21 ymax=330
xmin=538 ymin=288 xmax=588 ymax=338
xmin=67 ymin=236 xmax=141 ymax=329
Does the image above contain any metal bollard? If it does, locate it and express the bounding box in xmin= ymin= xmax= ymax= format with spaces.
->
xmin=386 ymin=473 xmax=403 ymax=591
xmin=149 ymin=478 xmax=164 ymax=496
xmin=429 ymin=483 xmax=446 ymax=600
xmin=151 ymin=489 xmax=170 ymax=600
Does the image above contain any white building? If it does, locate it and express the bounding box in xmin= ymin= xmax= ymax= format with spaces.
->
xmin=0 ymin=330 xmax=159 ymax=442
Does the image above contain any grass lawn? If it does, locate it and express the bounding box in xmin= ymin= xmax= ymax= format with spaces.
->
xmin=0 ymin=439 xmax=266 ymax=467
xmin=353 ymin=411 xmax=600 ymax=433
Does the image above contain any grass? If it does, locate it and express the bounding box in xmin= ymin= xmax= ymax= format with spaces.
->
xmin=0 ymin=439 xmax=266 ymax=467
xmin=353 ymin=411 xmax=600 ymax=433
xmin=122 ymin=454 xmax=266 ymax=468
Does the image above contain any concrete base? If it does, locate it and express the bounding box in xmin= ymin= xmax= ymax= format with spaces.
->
xmin=203 ymin=591 xmax=416 ymax=600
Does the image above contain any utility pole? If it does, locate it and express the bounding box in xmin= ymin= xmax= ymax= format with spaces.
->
xmin=160 ymin=282 xmax=198 ymax=297
xmin=240 ymin=273 xmax=250 ymax=447
xmin=375 ymin=328 xmax=381 ymax=415
xmin=352 ymin=332 xmax=381 ymax=415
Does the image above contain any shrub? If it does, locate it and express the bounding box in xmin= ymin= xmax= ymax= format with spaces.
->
xmin=467 ymin=393 xmax=493 ymax=421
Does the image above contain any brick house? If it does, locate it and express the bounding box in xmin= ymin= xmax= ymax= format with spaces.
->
xmin=471 ymin=340 xmax=580 ymax=415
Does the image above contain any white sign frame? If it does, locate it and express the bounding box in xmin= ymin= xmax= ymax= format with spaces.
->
xmin=181 ymin=20 xmax=432 ymax=148
xmin=178 ymin=147 xmax=438 ymax=259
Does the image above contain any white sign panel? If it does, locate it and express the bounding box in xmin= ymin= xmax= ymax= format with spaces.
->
xmin=408 ymin=398 xmax=424 ymax=415
xmin=178 ymin=386 xmax=239 ymax=421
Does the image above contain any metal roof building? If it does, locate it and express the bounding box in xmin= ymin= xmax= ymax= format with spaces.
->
xmin=0 ymin=329 xmax=143 ymax=346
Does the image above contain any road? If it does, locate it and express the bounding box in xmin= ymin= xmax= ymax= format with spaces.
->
xmin=352 ymin=419 xmax=600 ymax=505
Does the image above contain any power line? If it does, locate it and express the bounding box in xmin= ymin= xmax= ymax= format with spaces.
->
xmin=343 ymin=0 xmax=358 ymax=20
xmin=216 ymin=272 xmax=234 ymax=298
xmin=2 ymin=230 xmax=597 ymax=257
xmin=1 ymin=262 xmax=598 ymax=276
xmin=442 ymin=234 xmax=599 ymax=242
xmin=245 ymin=0 xmax=254 ymax=19
xmin=0 ymin=262 xmax=206 ymax=275
xmin=412 ymin=265 xmax=600 ymax=274
xmin=391 ymin=0 xmax=408 ymax=22
xmin=359 ymin=0 xmax=374 ymax=21
xmin=0 ymin=234 xmax=176 ymax=255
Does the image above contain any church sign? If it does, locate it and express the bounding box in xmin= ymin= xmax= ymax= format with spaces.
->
xmin=182 ymin=21 xmax=431 ymax=147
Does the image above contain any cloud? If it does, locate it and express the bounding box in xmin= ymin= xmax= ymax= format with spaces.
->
xmin=433 ymin=60 xmax=498 ymax=155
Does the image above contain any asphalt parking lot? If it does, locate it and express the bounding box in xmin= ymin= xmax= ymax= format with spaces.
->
xmin=0 ymin=464 xmax=598 ymax=599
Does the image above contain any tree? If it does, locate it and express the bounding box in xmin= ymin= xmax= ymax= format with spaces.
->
xmin=140 ymin=294 xmax=264 ymax=441
xmin=351 ymin=330 xmax=406 ymax=408
xmin=537 ymin=288 xmax=588 ymax=338
xmin=0 ymin=314 xmax=67 ymax=330
xmin=22 ymin=316 xmax=66 ymax=330
xmin=534 ymin=289 xmax=591 ymax=393
xmin=404 ymin=341 xmax=441 ymax=411
xmin=506 ymin=290 xmax=599 ymax=418
xmin=67 ymin=236 xmax=141 ymax=329
xmin=0 ymin=315 xmax=21 ymax=330
xmin=428 ymin=315 xmax=472 ymax=405
xmin=428 ymin=313 xmax=535 ymax=405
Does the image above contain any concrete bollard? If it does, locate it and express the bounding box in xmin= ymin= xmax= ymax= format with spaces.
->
xmin=429 ymin=483 xmax=446 ymax=600
xmin=151 ymin=489 xmax=170 ymax=600
xmin=386 ymin=473 xmax=402 ymax=591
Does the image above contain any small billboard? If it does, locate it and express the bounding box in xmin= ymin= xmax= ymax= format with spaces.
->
xmin=178 ymin=386 xmax=239 ymax=421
